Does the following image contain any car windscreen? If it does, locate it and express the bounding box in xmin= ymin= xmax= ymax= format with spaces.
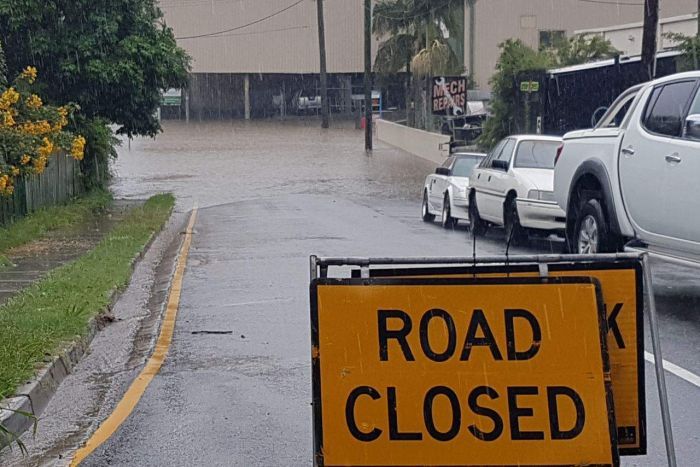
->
xmin=514 ymin=141 xmax=560 ymax=169
xmin=451 ymin=156 xmax=482 ymax=177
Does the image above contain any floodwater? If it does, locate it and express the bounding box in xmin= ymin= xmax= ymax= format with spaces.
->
xmin=112 ymin=120 xmax=433 ymax=210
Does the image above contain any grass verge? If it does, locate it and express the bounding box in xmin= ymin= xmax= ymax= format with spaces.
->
xmin=0 ymin=190 xmax=113 ymax=268
xmin=0 ymin=193 xmax=174 ymax=399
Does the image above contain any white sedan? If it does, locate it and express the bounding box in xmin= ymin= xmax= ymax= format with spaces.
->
xmin=469 ymin=135 xmax=565 ymax=243
xmin=422 ymin=152 xmax=485 ymax=228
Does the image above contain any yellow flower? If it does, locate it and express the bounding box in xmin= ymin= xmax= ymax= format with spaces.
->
xmin=54 ymin=106 xmax=69 ymax=130
xmin=71 ymin=135 xmax=86 ymax=161
xmin=21 ymin=154 xmax=31 ymax=165
xmin=11 ymin=166 xmax=20 ymax=177
xmin=23 ymin=120 xmax=51 ymax=135
xmin=21 ymin=66 xmax=38 ymax=84
xmin=26 ymin=94 xmax=43 ymax=110
xmin=2 ymin=111 xmax=15 ymax=126
xmin=2 ymin=112 xmax=15 ymax=126
xmin=38 ymin=137 xmax=54 ymax=158
xmin=0 ymin=174 xmax=12 ymax=196
xmin=0 ymin=88 xmax=20 ymax=110
xmin=33 ymin=155 xmax=48 ymax=173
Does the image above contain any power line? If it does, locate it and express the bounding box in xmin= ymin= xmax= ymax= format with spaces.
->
xmin=175 ymin=0 xmax=305 ymax=40
xmin=187 ymin=25 xmax=310 ymax=39
xmin=577 ymin=0 xmax=644 ymax=6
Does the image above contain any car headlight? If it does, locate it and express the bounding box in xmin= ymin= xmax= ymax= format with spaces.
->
xmin=527 ymin=190 xmax=555 ymax=202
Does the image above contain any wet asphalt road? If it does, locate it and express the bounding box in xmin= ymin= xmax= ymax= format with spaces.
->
xmin=3 ymin=120 xmax=698 ymax=466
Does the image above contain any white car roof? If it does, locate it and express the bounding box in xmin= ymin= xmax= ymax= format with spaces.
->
xmin=648 ymin=70 xmax=700 ymax=86
xmin=507 ymin=134 xmax=563 ymax=143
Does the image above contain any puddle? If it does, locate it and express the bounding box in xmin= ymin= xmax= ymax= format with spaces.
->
xmin=0 ymin=200 xmax=145 ymax=306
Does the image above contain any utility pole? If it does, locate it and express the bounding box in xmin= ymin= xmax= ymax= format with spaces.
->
xmin=641 ymin=0 xmax=659 ymax=80
xmin=697 ymin=0 xmax=699 ymax=36
xmin=316 ymin=0 xmax=329 ymax=129
xmin=468 ymin=0 xmax=476 ymax=81
xmin=364 ymin=0 xmax=372 ymax=151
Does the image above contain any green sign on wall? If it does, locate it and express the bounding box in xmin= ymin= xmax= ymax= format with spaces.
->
xmin=520 ymin=81 xmax=540 ymax=93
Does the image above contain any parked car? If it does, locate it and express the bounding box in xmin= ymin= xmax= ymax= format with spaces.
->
xmin=554 ymin=71 xmax=700 ymax=261
xmin=422 ymin=152 xmax=485 ymax=228
xmin=469 ymin=135 xmax=565 ymax=243
xmin=292 ymin=90 xmax=322 ymax=113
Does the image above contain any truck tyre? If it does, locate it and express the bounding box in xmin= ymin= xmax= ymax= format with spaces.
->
xmin=441 ymin=194 xmax=457 ymax=228
xmin=504 ymin=198 xmax=527 ymax=246
xmin=573 ymin=198 xmax=618 ymax=254
xmin=469 ymin=193 xmax=487 ymax=236
xmin=422 ymin=190 xmax=435 ymax=222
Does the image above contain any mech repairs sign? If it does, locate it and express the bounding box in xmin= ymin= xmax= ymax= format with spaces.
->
xmin=310 ymin=277 xmax=619 ymax=467
xmin=431 ymin=76 xmax=467 ymax=116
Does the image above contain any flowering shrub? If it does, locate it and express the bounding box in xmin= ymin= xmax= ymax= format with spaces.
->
xmin=0 ymin=66 xmax=85 ymax=196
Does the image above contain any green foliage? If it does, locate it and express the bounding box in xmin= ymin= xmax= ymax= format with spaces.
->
xmin=547 ymin=35 xmax=620 ymax=67
xmin=73 ymin=117 xmax=120 ymax=191
xmin=664 ymin=32 xmax=700 ymax=72
xmin=0 ymin=42 xmax=6 ymax=88
xmin=374 ymin=33 xmax=417 ymax=76
xmin=479 ymin=39 xmax=552 ymax=149
xmin=0 ymin=0 xmax=190 ymax=138
xmin=0 ymin=194 xmax=174 ymax=400
xmin=479 ymin=35 xmax=618 ymax=150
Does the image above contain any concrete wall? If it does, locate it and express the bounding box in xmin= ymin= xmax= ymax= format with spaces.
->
xmin=465 ymin=0 xmax=697 ymax=91
xmin=578 ymin=13 xmax=699 ymax=56
xmin=376 ymin=120 xmax=450 ymax=165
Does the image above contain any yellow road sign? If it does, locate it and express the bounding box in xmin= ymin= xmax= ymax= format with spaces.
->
xmin=353 ymin=259 xmax=645 ymax=455
xmin=311 ymin=277 xmax=618 ymax=467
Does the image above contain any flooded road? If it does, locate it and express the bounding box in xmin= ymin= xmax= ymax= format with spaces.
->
xmin=112 ymin=120 xmax=433 ymax=210
xmin=3 ymin=121 xmax=697 ymax=466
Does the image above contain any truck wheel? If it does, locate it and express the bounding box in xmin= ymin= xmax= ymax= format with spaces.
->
xmin=441 ymin=194 xmax=457 ymax=228
xmin=468 ymin=194 xmax=487 ymax=236
xmin=504 ymin=198 xmax=527 ymax=246
xmin=422 ymin=190 xmax=435 ymax=222
xmin=574 ymin=198 xmax=617 ymax=254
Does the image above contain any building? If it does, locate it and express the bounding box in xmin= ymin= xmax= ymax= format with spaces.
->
xmin=576 ymin=13 xmax=699 ymax=56
xmin=160 ymin=0 xmax=380 ymax=119
xmin=464 ymin=0 xmax=697 ymax=90
xmin=160 ymin=0 xmax=698 ymax=119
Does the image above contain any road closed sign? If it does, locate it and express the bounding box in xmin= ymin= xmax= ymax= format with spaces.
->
xmin=353 ymin=259 xmax=645 ymax=455
xmin=311 ymin=277 xmax=619 ymax=466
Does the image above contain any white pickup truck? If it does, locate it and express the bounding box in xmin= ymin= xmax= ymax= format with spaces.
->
xmin=554 ymin=71 xmax=700 ymax=262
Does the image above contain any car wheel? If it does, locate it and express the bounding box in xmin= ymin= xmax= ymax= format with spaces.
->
xmin=574 ymin=198 xmax=615 ymax=254
xmin=422 ymin=190 xmax=435 ymax=222
xmin=468 ymin=193 xmax=487 ymax=236
xmin=504 ymin=198 xmax=527 ymax=246
xmin=441 ymin=194 xmax=457 ymax=228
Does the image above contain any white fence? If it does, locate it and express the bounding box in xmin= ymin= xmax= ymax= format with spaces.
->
xmin=376 ymin=119 xmax=450 ymax=165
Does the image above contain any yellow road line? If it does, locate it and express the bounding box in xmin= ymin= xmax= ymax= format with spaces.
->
xmin=71 ymin=207 xmax=198 ymax=465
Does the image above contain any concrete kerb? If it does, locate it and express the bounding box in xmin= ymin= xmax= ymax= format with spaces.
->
xmin=0 ymin=205 xmax=175 ymax=450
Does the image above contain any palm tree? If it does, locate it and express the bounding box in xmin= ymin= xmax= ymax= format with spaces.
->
xmin=372 ymin=0 xmax=464 ymax=127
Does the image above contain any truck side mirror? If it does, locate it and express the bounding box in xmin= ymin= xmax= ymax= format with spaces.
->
xmin=684 ymin=114 xmax=700 ymax=141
